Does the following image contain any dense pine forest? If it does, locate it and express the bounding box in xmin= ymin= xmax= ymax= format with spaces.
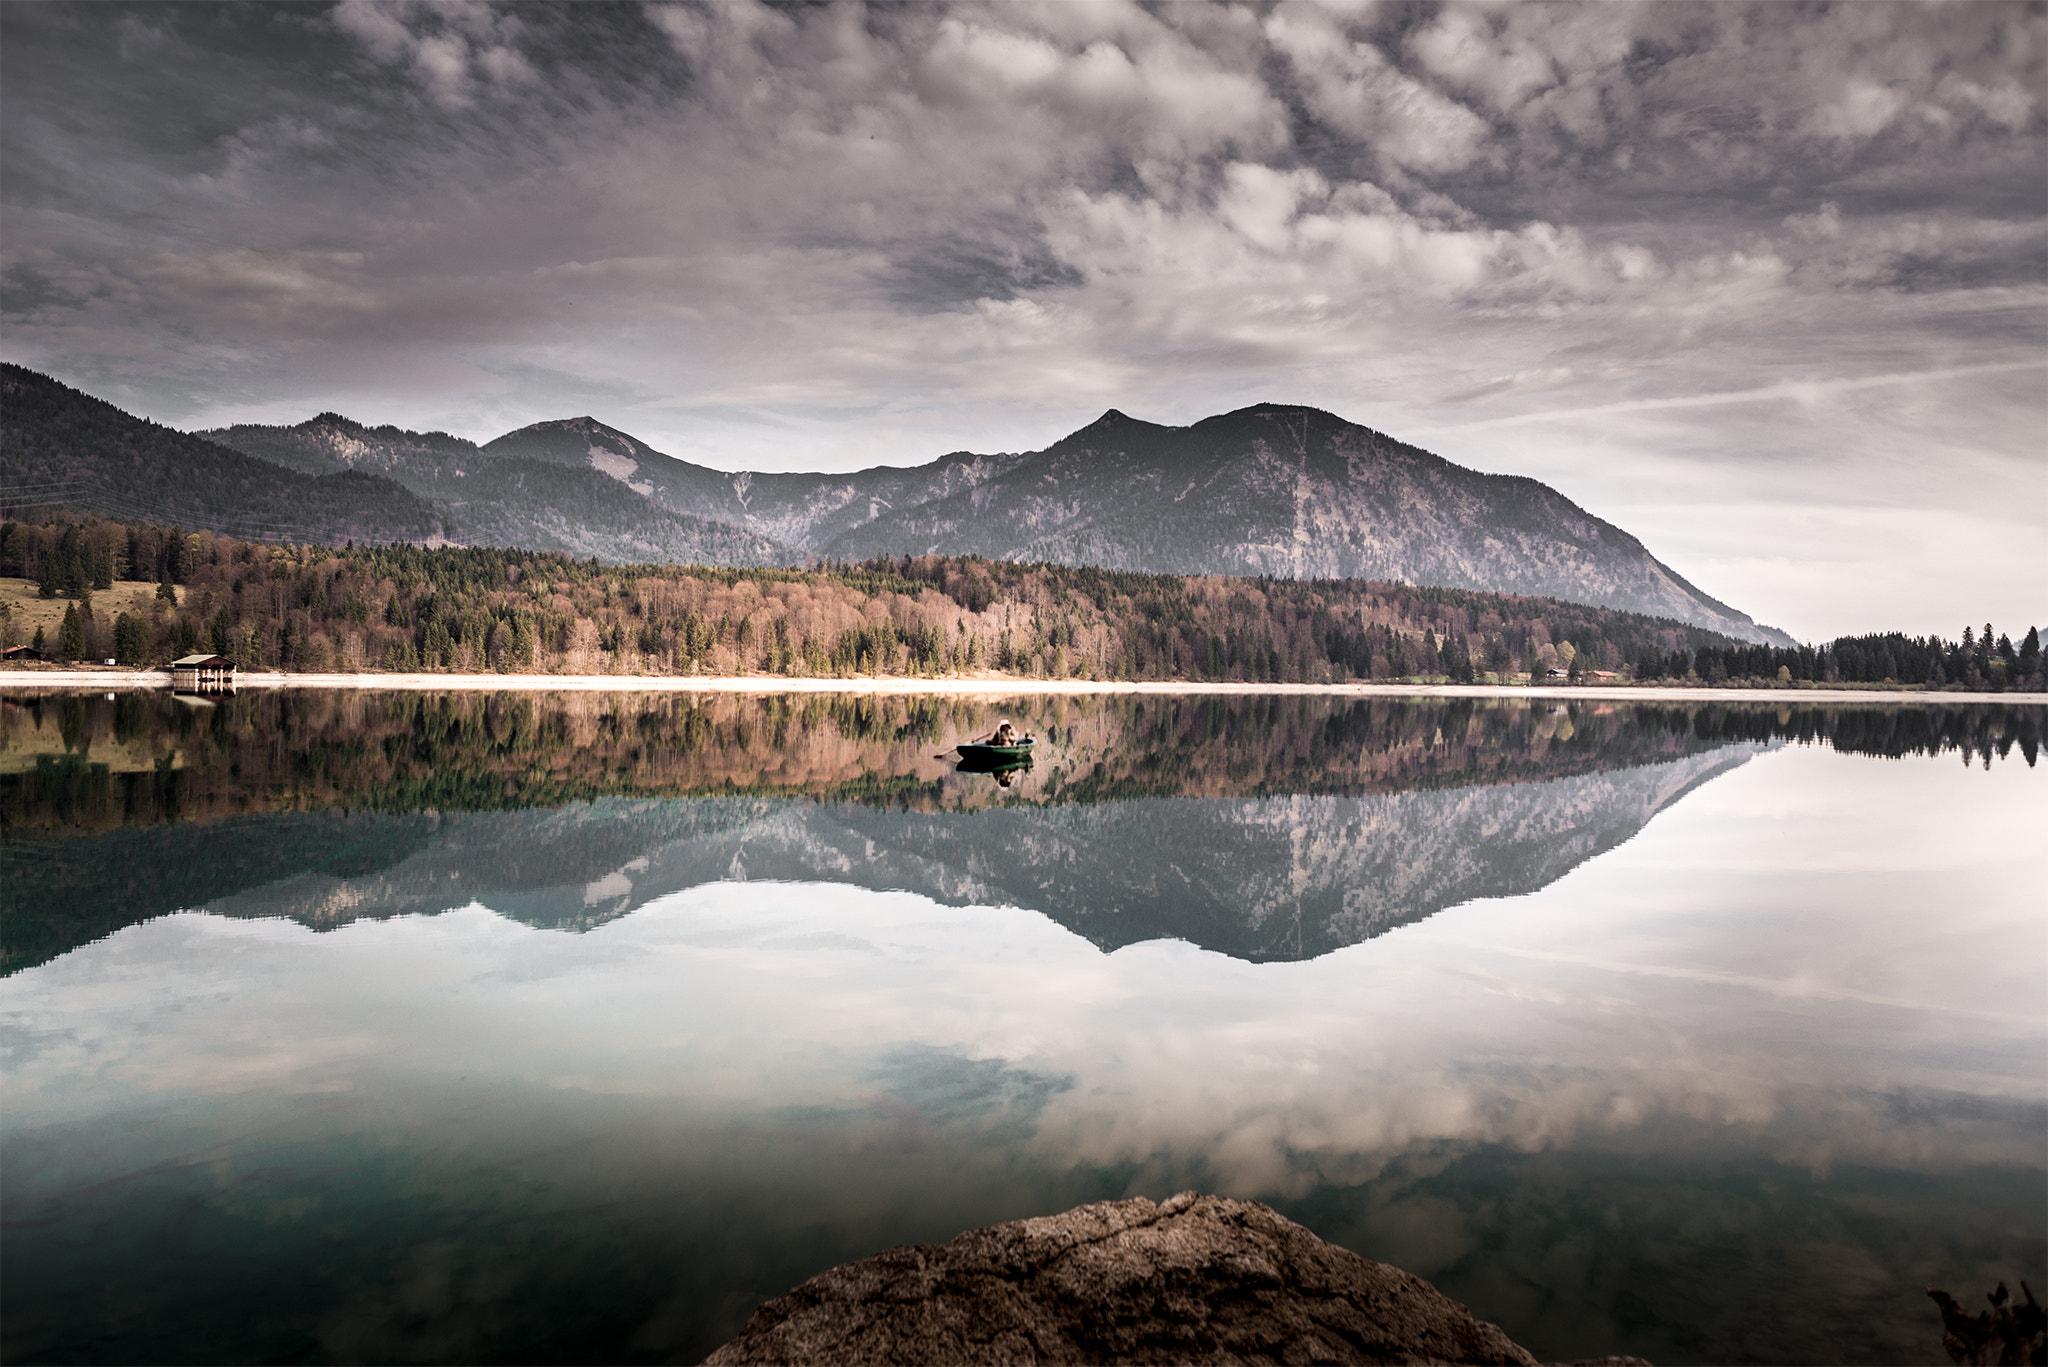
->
xmin=0 ymin=514 xmax=2039 ymax=691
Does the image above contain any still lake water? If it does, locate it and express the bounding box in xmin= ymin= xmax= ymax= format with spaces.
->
xmin=1 ymin=689 xmax=2042 ymax=1365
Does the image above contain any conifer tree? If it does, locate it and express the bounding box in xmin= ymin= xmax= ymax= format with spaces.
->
xmin=59 ymin=603 xmax=83 ymax=661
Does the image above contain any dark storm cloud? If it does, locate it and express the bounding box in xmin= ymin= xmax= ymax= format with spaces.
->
xmin=1 ymin=0 xmax=2042 ymax=636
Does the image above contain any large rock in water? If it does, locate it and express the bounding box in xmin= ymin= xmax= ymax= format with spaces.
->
xmin=704 ymin=1192 xmax=1541 ymax=1365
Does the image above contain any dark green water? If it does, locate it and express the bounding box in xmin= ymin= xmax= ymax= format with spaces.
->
xmin=3 ymin=690 xmax=2042 ymax=1364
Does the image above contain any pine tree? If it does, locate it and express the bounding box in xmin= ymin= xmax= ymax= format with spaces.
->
xmin=114 ymin=612 xmax=148 ymax=664
xmin=59 ymin=603 xmax=84 ymax=661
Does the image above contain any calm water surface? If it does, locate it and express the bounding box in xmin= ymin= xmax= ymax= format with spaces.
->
xmin=2 ymin=690 xmax=2043 ymax=1365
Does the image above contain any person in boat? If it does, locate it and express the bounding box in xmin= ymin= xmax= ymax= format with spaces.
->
xmin=992 ymin=719 xmax=1018 ymax=746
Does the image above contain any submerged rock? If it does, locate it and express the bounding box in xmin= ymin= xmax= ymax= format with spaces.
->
xmin=704 ymin=1191 xmax=1543 ymax=1365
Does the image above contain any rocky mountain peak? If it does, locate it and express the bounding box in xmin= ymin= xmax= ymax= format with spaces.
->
xmin=1051 ymin=406 xmax=1173 ymax=452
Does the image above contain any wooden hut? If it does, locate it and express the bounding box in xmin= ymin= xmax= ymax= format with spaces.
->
xmin=171 ymin=653 xmax=236 ymax=691
xmin=2 ymin=644 xmax=43 ymax=662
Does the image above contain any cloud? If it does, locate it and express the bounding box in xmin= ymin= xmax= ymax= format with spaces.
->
xmin=0 ymin=0 xmax=2041 ymax=634
xmin=1267 ymin=5 xmax=1493 ymax=174
xmin=331 ymin=0 xmax=537 ymax=107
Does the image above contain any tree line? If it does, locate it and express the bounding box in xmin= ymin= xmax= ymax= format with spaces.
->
xmin=1640 ymin=629 xmax=2043 ymax=693
xmin=0 ymin=514 xmax=2038 ymax=691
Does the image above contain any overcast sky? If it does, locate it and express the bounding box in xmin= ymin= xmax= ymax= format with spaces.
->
xmin=2 ymin=1 xmax=2042 ymax=640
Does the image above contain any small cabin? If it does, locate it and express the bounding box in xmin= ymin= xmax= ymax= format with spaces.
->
xmin=2 ymin=644 xmax=43 ymax=662
xmin=1545 ymin=666 xmax=1569 ymax=679
xmin=171 ymin=653 xmax=236 ymax=691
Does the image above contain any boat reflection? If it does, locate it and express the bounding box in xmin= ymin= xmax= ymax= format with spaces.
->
xmin=953 ymin=748 xmax=1033 ymax=787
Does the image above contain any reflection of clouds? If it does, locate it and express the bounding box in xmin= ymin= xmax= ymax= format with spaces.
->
xmin=5 ymin=747 xmax=2042 ymax=1205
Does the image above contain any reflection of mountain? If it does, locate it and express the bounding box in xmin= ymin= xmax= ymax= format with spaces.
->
xmin=5 ymin=689 xmax=2029 ymax=972
xmin=11 ymin=745 xmax=1756 ymax=968
xmin=824 ymin=747 xmax=1759 ymax=957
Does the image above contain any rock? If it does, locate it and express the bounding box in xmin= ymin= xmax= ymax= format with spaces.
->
xmin=705 ymin=1191 xmax=1543 ymax=1365
xmin=1927 ymin=1280 xmax=2046 ymax=1365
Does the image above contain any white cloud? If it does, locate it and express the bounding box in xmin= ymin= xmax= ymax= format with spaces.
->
xmin=1407 ymin=5 xmax=1557 ymax=113
xmin=1266 ymin=5 xmax=1492 ymax=173
xmin=2 ymin=0 xmax=2042 ymax=634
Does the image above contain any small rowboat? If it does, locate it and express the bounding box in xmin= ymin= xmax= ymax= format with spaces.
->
xmin=955 ymin=738 xmax=1035 ymax=763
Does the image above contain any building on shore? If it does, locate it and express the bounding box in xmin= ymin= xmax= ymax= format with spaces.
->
xmin=171 ymin=653 xmax=236 ymax=692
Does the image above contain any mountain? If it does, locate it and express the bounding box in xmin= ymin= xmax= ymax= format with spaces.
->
xmin=199 ymin=411 xmax=794 ymax=566
xmin=209 ymin=402 xmax=1786 ymax=643
xmin=0 ymin=366 xmax=442 ymax=545
xmin=651 ymin=405 xmax=1780 ymax=644
xmin=833 ymin=406 xmax=1789 ymax=645
xmin=1 ymin=364 xmax=1775 ymax=641
xmin=186 ymin=410 xmax=480 ymax=479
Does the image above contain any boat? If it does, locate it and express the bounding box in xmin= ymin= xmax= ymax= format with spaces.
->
xmin=954 ymin=737 xmax=1035 ymax=764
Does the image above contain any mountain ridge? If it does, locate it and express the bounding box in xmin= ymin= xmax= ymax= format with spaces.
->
xmin=5 ymin=365 xmax=1788 ymax=643
xmin=210 ymin=397 xmax=1787 ymax=643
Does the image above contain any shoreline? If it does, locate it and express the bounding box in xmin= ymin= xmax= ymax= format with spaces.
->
xmin=2 ymin=668 xmax=2039 ymax=705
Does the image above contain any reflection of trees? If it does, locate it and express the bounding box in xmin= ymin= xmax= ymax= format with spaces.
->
xmin=2 ymin=692 xmax=2036 ymax=837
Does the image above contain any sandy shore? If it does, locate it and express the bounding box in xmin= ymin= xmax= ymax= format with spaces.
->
xmin=4 ymin=668 xmax=2038 ymax=705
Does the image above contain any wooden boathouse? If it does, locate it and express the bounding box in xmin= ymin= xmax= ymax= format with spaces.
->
xmin=171 ymin=653 xmax=236 ymax=691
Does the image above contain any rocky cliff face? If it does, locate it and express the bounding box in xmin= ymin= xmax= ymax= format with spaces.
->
xmin=201 ymin=397 xmax=1787 ymax=643
xmin=703 ymin=1191 xmax=1543 ymax=1366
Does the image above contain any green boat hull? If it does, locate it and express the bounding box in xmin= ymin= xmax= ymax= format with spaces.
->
xmin=955 ymin=740 xmax=1034 ymax=763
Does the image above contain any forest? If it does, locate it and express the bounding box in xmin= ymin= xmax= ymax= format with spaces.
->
xmin=0 ymin=514 xmax=2039 ymax=692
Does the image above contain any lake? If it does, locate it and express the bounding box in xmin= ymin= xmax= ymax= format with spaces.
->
xmin=2 ymin=688 xmax=2042 ymax=1365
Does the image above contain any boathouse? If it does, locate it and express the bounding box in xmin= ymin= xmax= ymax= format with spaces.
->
xmin=171 ymin=653 xmax=236 ymax=691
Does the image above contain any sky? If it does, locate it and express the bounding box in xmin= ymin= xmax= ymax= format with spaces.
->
xmin=1 ymin=0 xmax=2042 ymax=641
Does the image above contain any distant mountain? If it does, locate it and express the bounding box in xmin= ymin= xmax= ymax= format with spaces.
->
xmin=199 ymin=411 xmax=793 ymax=566
xmin=0 ymin=365 xmax=1774 ymax=641
xmin=209 ymin=402 xmax=1785 ymax=643
xmin=0 ymin=366 xmax=441 ymax=545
